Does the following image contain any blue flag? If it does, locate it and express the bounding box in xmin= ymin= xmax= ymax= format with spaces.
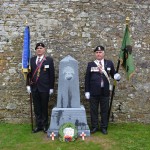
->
xmin=22 ymin=26 xmax=30 ymax=79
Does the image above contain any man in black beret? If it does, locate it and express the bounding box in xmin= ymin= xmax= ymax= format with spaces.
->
xmin=85 ymin=45 xmax=120 ymax=134
xmin=26 ymin=42 xmax=55 ymax=133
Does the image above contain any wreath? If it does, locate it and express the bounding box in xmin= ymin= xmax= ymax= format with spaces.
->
xmin=59 ymin=122 xmax=78 ymax=142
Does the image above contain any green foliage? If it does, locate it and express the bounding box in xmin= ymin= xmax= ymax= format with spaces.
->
xmin=59 ymin=122 xmax=78 ymax=142
xmin=0 ymin=123 xmax=149 ymax=150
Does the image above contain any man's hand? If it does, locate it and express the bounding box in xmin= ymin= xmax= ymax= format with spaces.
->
xmin=49 ymin=89 xmax=54 ymax=95
xmin=85 ymin=92 xmax=90 ymax=100
xmin=26 ymin=86 xmax=31 ymax=94
xmin=114 ymin=73 xmax=121 ymax=81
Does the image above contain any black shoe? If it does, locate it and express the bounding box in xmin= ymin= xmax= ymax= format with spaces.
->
xmin=43 ymin=127 xmax=48 ymax=133
xmin=101 ymin=128 xmax=108 ymax=135
xmin=32 ymin=127 xmax=43 ymax=133
xmin=90 ymin=128 xmax=98 ymax=134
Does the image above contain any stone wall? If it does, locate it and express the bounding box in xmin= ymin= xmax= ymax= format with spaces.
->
xmin=0 ymin=0 xmax=149 ymax=124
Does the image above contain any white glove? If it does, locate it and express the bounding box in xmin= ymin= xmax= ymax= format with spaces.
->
xmin=114 ymin=73 xmax=121 ymax=81
xmin=85 ymin=92 xmax=90 ymax=100
xmin=26 ymin=86 xmax=31 ymax=94
xmin=49 ymin=89 xmax=54 ymax=95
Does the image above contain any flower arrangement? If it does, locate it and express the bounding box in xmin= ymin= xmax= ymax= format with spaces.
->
xmin=59 ymin=122 xmax=78 ymax=142
xmin=64 ymin=135 xmax=72 ymax=142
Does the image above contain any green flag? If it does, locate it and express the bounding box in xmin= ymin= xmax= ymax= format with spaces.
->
xmin=119 ymin=24 xmax=135 ymax=80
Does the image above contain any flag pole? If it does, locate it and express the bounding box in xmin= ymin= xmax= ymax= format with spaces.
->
xmin=22 ymin=19 xmax=33 ymax=131
xmin=108 ymin=17 xmax=130 ymax=122
xmin=26 ymin=19 xmax=33 ymax=131
xmin=107 ymin=60 xmax=120 ymax=122
xmin=30 ymin=93 xmax=33 ymax=131
xmin=27 ymin=74 xmax=33 ymax=131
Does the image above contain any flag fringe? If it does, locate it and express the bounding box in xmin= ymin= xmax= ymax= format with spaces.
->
xmin=128 ymin=71 xmax=135 ymax=81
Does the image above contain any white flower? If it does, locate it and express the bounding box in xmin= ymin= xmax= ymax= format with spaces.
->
xmin=63 ymin=127 xmax=74 ymax=137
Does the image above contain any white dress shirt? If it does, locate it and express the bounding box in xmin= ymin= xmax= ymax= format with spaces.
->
xmin=97 ymin=59 xmax=104 ymax=70
xmin=36 ymin=55 xmax=44 ymax=65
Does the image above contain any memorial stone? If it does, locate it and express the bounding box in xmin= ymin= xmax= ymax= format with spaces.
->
xmin=47 ymin=55 xmax=90 ymax=137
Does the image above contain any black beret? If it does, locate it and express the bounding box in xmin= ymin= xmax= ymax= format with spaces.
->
xmin=35 ymin=42 xmax=45 ymax=50
xmin=94 ymin=45 xmax=105 ymax=52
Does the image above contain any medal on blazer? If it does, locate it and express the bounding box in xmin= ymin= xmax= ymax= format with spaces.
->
xmin=30 ymin=56 xmax=46 ymax=85
xmin=94 ymin=60 xmax=111 ymax=85
xmin=37 ymin=68 xmax=40 ymax=77
xmin=91 ymin=67 xmax=99 ymax=72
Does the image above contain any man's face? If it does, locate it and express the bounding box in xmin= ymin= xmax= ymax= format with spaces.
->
xmin=36 ymin=46 xmax=45 ymax=56
xmin=95 ymin=51 xmax=105 ymax=60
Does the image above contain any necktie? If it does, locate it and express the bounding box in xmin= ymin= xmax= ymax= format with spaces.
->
xmin=37 ymin=57 xmax=41 ymax=66
xmin=99 ymin=61 xmax=102 ymax=72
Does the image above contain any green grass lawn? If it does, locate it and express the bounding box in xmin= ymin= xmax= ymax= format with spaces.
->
xmin=0 ymin=123 xmax=149 ymax=150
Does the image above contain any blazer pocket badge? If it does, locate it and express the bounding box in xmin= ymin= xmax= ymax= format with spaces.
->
xmin=44 ymin=65 xmax=49 ymax=71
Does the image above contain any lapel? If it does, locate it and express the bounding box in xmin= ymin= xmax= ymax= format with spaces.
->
xmin=32 ymin=56 xmax=37 ymax=69
xmin=32 ymin=56 xmax=47 ymax=70
xmin=104 ymin=59 xmax=107 ymax=70
xmin=94 ymin=60 xmax=107 ymax=69
xmin=41 ymin=56 xmax=47 ymax=67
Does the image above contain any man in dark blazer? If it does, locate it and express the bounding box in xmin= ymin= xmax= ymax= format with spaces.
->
xmin=85 ymin=45 xmax=120 ymax=134
xmin=26 ymin=42 xmax=55 ymax=133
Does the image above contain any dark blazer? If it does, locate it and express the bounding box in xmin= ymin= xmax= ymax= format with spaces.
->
xmin=29 ymin=56 xmax=55 ymax=92
xmin=85 ymin=59 xmax=115 ymax=96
